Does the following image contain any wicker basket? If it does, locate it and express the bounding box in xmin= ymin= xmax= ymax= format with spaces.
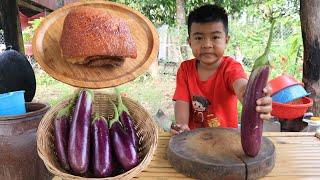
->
xmin=37 ymin=92 xmax=158 ymax=179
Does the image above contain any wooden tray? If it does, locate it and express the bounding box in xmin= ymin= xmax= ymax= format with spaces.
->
xmin=167 ymin=128 xmax=275 ymax=180
xmin=32 ymin=1 xmax=159 ymax=88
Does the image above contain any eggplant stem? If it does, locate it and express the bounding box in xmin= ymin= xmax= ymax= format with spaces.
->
xmin=85 ymin=89 xmax=94 ymax=101
xmin=252 ymin=19 xmax=276 ymax=70
xmin=69 ymin=90 xmax=80 ymax=107
xmin=56 ymin=91 xmax=79 ymax=119
xmin=109 ymin=101 xmax=121 ymax=128
xmin=56 ymin=105 xmax=70 ymax=119
xmin=101 ymin=116 xmax=108 ymax=125
xmin=92 ymin=113 xmax=100 ymax=124
xmin=115 ymin=88 xmax=129 ymax=115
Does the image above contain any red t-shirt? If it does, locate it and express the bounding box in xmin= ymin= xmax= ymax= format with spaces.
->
xmin=173 ymin=56 xmax=247 ymax=129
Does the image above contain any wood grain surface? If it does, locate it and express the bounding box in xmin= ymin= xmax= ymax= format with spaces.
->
xmin=167 ymin=128 xmax=275 ymax=180
xmin=53 ymin=131 xmax=320 ymax=180
xmin=32 ymin=1 xmax=159 ymax=88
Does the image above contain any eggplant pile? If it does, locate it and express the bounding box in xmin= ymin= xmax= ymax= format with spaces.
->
xmin=116 ymin=88 xmax=139 ymax=149
xmin=92 ymin=115 xmax=114 ymax=177
xmin=53 ymin=89 xmax=140 ymax=177
xmin=110 ymin=101 xmax=139 ymax=171
xmin=240 ymin=19 xmax=275 ymax=157
xmin=54 ymin=90 xmax=80 ymax=171
xmin=68 ymin=90 xmax=93 ymax=174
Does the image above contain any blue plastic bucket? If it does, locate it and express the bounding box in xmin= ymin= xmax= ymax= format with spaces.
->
xmin=0 ymin=90 xmax=26 ymax=116
xmin=272 ymin=84 xmax=310 ymax=103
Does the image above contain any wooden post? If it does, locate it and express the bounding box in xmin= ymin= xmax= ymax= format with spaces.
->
xmin=0 ymin=0 xmax=25 ymax=53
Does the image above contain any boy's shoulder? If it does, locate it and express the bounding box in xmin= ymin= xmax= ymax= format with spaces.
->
xmin=178 ymin=56 xmax=241 ymax=69
xmin=222 ymin=56 xmax=236 ymax=63
xmin=180 ymin=58 xmax=196 ymax=65
xmin=178 ymin=58 xmax=196 ymax=69
xmin=221 ymin=56 xmax=244 ymax=68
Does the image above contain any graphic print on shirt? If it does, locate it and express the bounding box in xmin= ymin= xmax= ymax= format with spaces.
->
xmin=192 ymin=96 xmax=220 ymax=128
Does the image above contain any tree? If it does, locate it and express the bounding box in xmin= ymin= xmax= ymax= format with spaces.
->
xmin=176 ymin=0 xmax=186 ymax=27
xmin=112 ymin=0 xmax=257 ymax=27
xmin=300 ymin=0 xmax=320 ymax=116
xmin=112 ymin=0 xmax=176 ymax=26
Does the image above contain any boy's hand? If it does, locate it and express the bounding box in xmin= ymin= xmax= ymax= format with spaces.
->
xmin=170 ymin=123 xmax=190 ymax=135
xmin=256 ymin=85 xmax=272 ymax=120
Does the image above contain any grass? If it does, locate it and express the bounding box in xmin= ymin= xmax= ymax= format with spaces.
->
xmin=33 ymin=70 xmax=176 ymax=121
xmin=34 ymin=71 xmax=74 ymax=106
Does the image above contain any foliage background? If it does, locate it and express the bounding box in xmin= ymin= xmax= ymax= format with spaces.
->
xmin=28 ymin=0 xmax=303 ymax=130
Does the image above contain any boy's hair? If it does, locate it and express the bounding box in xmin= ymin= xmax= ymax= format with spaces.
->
xmin=187 ymin=4 xmax=228 ymax=36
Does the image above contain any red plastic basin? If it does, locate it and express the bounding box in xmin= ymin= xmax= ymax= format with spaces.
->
xmin=269 ymin=75 xmax=303 ymax=95
xmin=271 ymin=97 xmax=313 ymax=120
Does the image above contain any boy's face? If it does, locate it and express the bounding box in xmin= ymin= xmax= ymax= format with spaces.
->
xmin=188 ymin=22 xmax=229 ymax=66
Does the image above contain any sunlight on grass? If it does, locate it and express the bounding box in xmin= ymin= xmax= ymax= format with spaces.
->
xmin=34 ymin=71 xmax=175 ymax=118
xmin=35 ymin=72 xmax=75 ymax=106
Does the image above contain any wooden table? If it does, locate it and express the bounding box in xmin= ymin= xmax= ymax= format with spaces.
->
xmin=137 ymin=132 xmax=320 ymax=179
xmin=53 ymin=131 xmax=320 ymax=179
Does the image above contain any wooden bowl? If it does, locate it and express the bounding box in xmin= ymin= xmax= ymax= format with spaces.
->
xmin=32 ymin=1 xmax=159 ymax=88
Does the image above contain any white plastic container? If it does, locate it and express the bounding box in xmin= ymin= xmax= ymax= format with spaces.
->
xmin=302 ymin=118 xmax=320 ymax=132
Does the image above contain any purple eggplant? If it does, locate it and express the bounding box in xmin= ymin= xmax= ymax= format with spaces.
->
xmin=54 ymin=93 xmax=78 ymax=171
xmin=241 ymin=66 xmax=269 ymax=157
xmin=54 ymin=112 xmax=70 ymax=171
xmin=68 ymin=90 xmax=93 ymax=175
xmin=109 ymin=102 xmax=139 ymax=171
xmin=91 ymin=115 xmax=113 ymax=177
xmin=116 ymin=89 xmax=139 ymax=149
xmin=241 ymin=20 xmax=274 ymax=157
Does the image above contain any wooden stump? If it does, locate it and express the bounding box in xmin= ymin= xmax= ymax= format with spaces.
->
xmin=167 ymin=128 xmax=275 ymax=180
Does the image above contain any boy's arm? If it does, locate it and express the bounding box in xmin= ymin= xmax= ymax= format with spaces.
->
xmin=233 ymin=78 xmax=273 ymax=120
xmin=171 ymin=100 xmax=190 ymax=135
xmin=233 ymin=78 xmax=248 ymax=104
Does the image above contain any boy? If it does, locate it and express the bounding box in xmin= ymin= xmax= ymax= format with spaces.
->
xmin=171 ymin=4 xmax=272 ymax=135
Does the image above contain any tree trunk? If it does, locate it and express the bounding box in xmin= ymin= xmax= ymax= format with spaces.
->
xmin=300 ymin=0 xmax=320 ymax=116
xmin=0 ymin=0 xmax=24 ymax=53
xmin=176 ymin=0 xmax=186 ymax=27
xmin=176 ymin=0 xmax=188 ymax=60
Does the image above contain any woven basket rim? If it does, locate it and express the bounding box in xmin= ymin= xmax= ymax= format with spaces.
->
xmin=37 ymin=93 xmax=158 ymax=179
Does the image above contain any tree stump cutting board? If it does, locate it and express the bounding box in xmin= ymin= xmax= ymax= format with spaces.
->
xmin=167 ymin=128 xmax=275 ymax=180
